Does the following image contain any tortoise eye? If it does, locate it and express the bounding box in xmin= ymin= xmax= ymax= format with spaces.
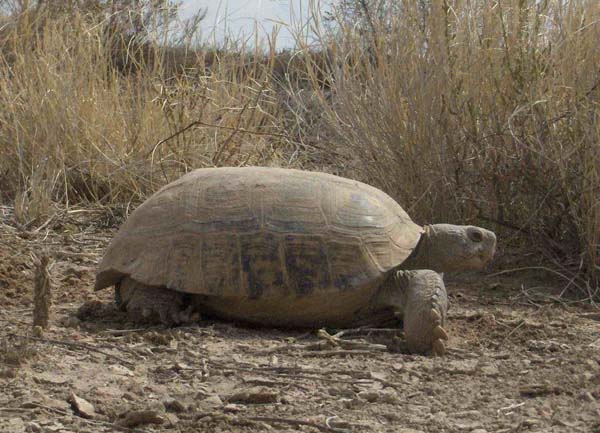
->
xmin=468 ymin=229 xmax=484 ymax=242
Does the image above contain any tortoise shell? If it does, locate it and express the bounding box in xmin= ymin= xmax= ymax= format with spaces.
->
xmin=95 ymin=167 xmax=423 ymax=300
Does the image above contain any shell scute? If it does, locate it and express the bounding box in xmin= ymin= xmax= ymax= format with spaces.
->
xmin=239 ymin=232 xmax=286 ymax=300
xmin=283 ymin=235 xmax=331 ymax=296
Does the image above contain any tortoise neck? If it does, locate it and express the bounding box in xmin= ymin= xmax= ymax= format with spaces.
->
xmin=402 ymin=225 xmax=433 ymax=270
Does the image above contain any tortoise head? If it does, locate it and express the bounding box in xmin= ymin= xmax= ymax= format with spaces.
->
xmin=415 ymin=224 xmax=497 ymax=273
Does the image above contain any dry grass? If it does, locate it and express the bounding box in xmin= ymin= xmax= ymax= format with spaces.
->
xmin=294 ymin=0 xmax=599 ymax=295
xmin=0 ymin=7 xmax=293 ymax=222
xmin=0 ymin=1 xmax=598 ymax=296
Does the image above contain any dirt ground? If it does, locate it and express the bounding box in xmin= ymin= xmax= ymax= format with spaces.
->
xmin=1 ymin=206 xmax=599 ymax=433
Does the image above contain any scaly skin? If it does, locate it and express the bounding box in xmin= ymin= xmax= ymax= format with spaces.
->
xmin=117 ymin=271 xmax=449 ymax=355
xmin=376 ymin=270 xmax=449 ymax=355
xmin=116 ymin=278 xmax=199 ymax=325
xmin=402 ymin=224 xmax=496 ymax=273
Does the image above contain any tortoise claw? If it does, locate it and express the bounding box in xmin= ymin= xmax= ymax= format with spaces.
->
xmin=433 ymin=325 xmax=449 ymax=341
xmin=432 ymin=339 xmax=446 ymax=356
xmin=430 ymin=308 xmax=442 ymax=324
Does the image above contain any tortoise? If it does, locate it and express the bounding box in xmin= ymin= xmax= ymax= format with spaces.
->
xmin=95 ymin=167 xmax=496 ymax=354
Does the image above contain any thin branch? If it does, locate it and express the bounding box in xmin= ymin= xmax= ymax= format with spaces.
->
xmin=146 ymin=119 xmax=290 ymax=158
xmin=245 ymin=415 xmax=343 ymax=432
xmin=4 ymin=403 xmax=143 ymax=433
xmin=8 ymin=333 xmax=135 ymax=367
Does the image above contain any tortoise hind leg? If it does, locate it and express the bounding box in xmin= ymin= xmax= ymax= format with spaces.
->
xmin=115 ymin=277 xmax=200 ymax=326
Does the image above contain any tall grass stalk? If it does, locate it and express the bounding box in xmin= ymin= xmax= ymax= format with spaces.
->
xmin=294 ymin=0 xmax=599 ymax=294
xmin=0 ymin=7 xmax=290 ymax=221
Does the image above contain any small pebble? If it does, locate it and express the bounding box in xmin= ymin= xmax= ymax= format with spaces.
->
xmin=118 ymin=410 xmax=165 ymax=428
xmin=68 ymin=392 xmax=96 ymax=419
xmin=228 ymin=387 xmax=279 ymax=404
xmin=163 ymin=398 xmax=186 ymax=413
xmin=223 ymin=403 xmax=246 ymax=413
xmin=122 ymin=392 xmax=137 ymax=401
xmin=200 ymin=395 xmax=223 ymax=407
xmin=25 ymin=422 xmax=42 ymax=433
xmin=357 ymin=390 xmax=380 ymax=403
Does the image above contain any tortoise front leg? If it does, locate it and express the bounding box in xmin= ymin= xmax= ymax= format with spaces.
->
xmin=115 ymin=277 xmax=200 ymax=326
xmin=384 ymin=270 xmax=449 ymax=355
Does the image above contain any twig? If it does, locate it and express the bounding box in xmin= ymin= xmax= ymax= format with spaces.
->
xmin=332 ymin=327 xmax=399 ymax=338
xmin=213 ymin=82 xmax=265 ymax=166
xmin=242 ymin=378 xmax=311 ymax=392
xmin=146 ymin=119 xmax=289 ymax=158
xmin=206 ymin=361 xmax=394 ymax=387
xmin=8 ymin=333 xmax=135 ymax=367
xmin=501 ymin=319 xmax=526 ymax=344
xmin=100 ymin=327 xmax=161 ymax=335
xmin=33 ymin=254 xmax=51 ymax=329
xmin=245 ymin=415 xmax=340 ymax=432
xmin=316 ymin=329 xmax=388 ymax=351
xmin=359 ymin=0 xmax=378 ymax=49
xmin=488 ymin=266 xmax=587 ymax=293
xmin=301 ymin=349 xmax=378 ymax=357
xmin=52 ymin=251 xmax=97 ymax=261
xmin=15 ymin=403 xmax=142 ymax=433
xmin=206 ymin=363 xmax=357 ymax=385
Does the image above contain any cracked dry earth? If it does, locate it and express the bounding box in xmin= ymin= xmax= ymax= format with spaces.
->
xmin=1 ymin=207 xmax=600 ymax=433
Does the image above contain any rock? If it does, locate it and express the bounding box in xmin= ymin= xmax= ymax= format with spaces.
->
xmin=370 ymin=370 xmax=389 ymax=382
xmin=453 ymin=410 xmax=483 ymax=419
xmin=527 ymin=339 xmax=569 ymax=352
xmin=118 ymin=410 xmax=165 ymax=428
xmin=327 ymin=387 xmax=355 ymax=398
xmin=68 ymin=392 xmax=96 ymax=419
xmin=443 ymin=360 xmax=478 ymax=374
xmin=471 ymin=429 xmax=488 ymax=433
xmin=0 ymin=368 xmax=17 ymax=378
xmin=23 ymin=392 xmax=71 ymax=412
xmin=199 ymin=394 xmax=223 ymax=408
xmin=479 ymin=362 xmax=500 ymax=377
xmin=525 ymin=407 xmax=538 ymax=417
xmin=520 ymin=384 xmax=561 ymax=397
xmin=108 ymin=364 xmax=134 ymax=376
xmin=579 ymin=391 xmax=596 ymax=402
xmin=223 ymin=403 xmax=246 ymax=413
xmin=357 ymin=390 xmax=380 ymax=402
xmin=163 ymin=398 xmax=186 ymax=413
xmin=453 ymin=421 xmax=483 ymax=430
xmin=7 ymin=418 xmax=24 ymax=431
xmin=122 ymin=392 xmax=137 ymax=401
xmin=326 ymin=417 xmax=352 ymax=430
xmin=33 ymin=372 xmax=70 ymax=385
xmin=43 ymin=422 xmax=67 ymax=432
xmin=171 ymin=361 xmax=192 ymax=371
xmin=379 ymin=390 xmax=400 ymax=404
xmin=228 ymin=387 xmax=279 ymax=404
xmin=520 ymin=418 xmax=542 ymax=428
xmin=163 ymin=413 xmax=180 ymax=427
xmin=61 ymin=316 xmax=81 ymax=328
xmin=341 ymin=398 xmax=361 ymax=409
xmin=25 ymin=421 xmax=42 ymax=433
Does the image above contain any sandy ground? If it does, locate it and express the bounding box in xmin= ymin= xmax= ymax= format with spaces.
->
xmin=1 ymin=206 xmax=599 ymax=433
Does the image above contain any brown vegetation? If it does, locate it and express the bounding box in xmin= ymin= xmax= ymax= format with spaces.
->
xmin=0 ymin=0 xmax=598 ymax=296
xmin=298 ymin=0 xmax=599 ymax=296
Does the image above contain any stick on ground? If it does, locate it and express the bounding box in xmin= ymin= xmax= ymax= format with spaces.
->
xmin=33 ymin=254 xmax=51 ymax=329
